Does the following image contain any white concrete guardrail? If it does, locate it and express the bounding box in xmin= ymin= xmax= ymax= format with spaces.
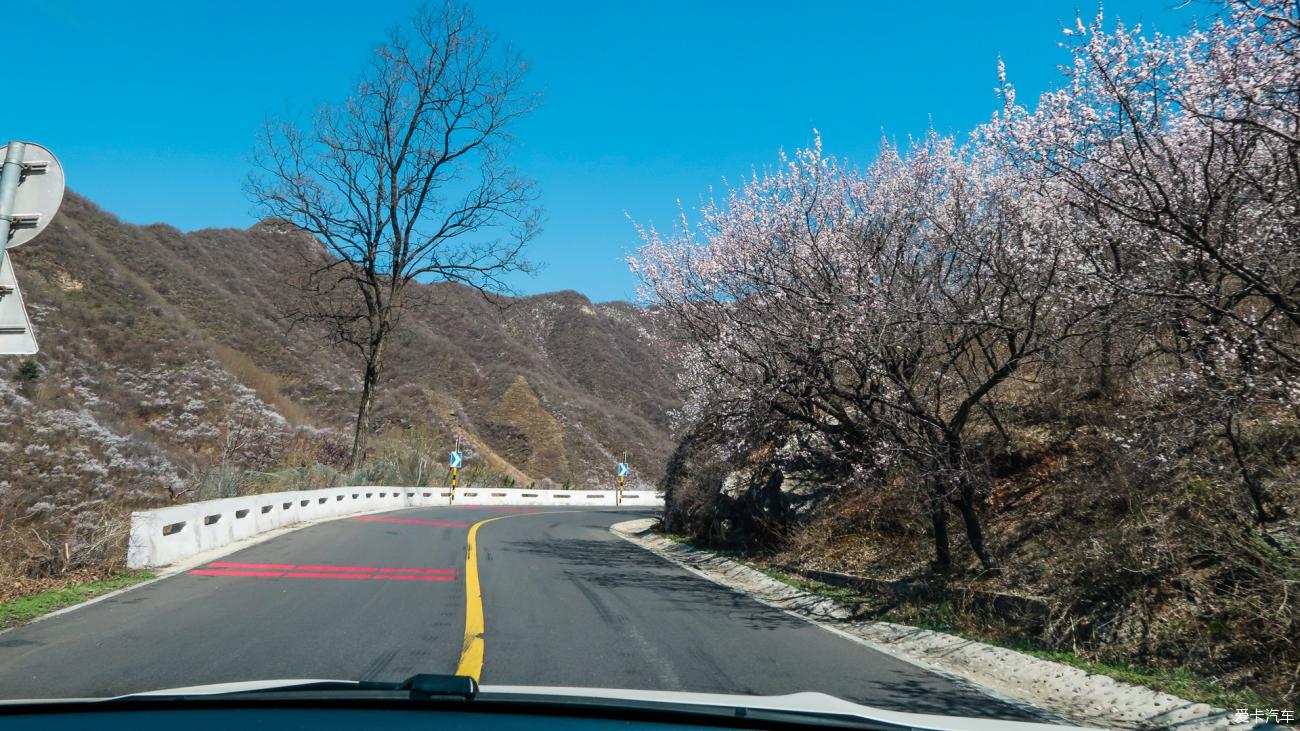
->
xmin=127 ymin=486 xmax=664 ymax=569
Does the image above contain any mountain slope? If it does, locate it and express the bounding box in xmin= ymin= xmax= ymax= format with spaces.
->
xmin=0 ymin=192 xmax=679 ymax=576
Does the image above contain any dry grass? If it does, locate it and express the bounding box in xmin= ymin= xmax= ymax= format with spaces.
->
xmin=0 ymin=507 xmax=134 ymax=585
xmin=760 ymin=394 xmax=1300 ymax=707
xmin=207 ymin=342 xmax=310 ymax=427
xmin=484 ymin=375 xmax=569 ymax=481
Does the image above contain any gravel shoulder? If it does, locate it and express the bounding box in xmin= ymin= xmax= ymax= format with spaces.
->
xmin=610 ymin=518 xmax=1260 ymax=731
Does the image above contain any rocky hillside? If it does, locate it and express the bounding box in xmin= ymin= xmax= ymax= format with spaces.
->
xmin=0 ymin=192 xmax=678 ymax=576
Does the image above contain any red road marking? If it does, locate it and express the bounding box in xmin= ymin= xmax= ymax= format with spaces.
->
xmin=379 ymin=567 xmax=457 ymax=573
xmin=284 ymin=572 xmax=373 ymax=580
xmin=295 ymin=564 xmax=379 ymax=572
xmin=372 ymin=574 xmax=456 ymax=582
xmin=446 ymin=506 xmax=540 ymax=513
xmin=191 ymin=569 xmax=285 ymax=577
xmin=352 ymin=516 xmax=470 ymax=527
xmin=208 ymin=562 xmax=294 ymax=570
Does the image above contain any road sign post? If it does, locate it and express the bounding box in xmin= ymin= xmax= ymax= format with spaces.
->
xmin=0 ymin=143 xmax=26 ymax=252
xmin=450 ymin=446 xmax=463 ymax=502
xmin=0 ymin=141 xmax=65 ymax=355
xmin=616 ymin=461 xmax=629 ymax=505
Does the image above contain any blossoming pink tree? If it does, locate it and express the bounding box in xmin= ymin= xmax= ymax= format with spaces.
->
xmin=634 ymin=133 xmax=1095 ymax=571
xmin=633 ymin=0 xmax=1295 ymax=570
xmin=996 ymin=0 xmax=1299 ymax=522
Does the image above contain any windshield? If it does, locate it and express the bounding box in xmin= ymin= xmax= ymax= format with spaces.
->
xmin=0 ymin=2 xmax=1296 ymax=729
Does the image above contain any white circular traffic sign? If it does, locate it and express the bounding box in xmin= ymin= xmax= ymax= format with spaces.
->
xmin=2 ymin=142 xmax=65 ymax=249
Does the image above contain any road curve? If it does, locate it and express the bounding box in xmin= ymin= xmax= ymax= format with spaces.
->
xmin=0 ymin=506 xmax=1038 ymax=721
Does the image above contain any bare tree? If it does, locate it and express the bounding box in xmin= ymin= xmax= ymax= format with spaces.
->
xmin=250 ymin=2 xmax=539 ymax=467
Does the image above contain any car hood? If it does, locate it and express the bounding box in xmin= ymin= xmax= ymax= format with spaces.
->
xmin=27 ymin=678 xmax=1099 ymax=731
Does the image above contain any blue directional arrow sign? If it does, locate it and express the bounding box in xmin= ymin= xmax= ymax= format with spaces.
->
xmin=449 ymin=451 xmax=463 ymax=469
xmin=617 ymin=462 xmax=629 ymax=478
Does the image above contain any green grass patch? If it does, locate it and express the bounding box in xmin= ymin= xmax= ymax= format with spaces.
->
xmin=0 ymin=572 xmax=156 ymax=630
xmin=749 ymin=565 xmax=880 ymax=606
xmin=658 ymin=531 xmax=693 ymax=544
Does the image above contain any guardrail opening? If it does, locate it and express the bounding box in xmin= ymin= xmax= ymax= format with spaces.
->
xmin=299 ymin=499 xmax=309 ymax=507
xmin=317 ymin=497 xmax=327 ymax=504
xmin=282 ymin=502 xmax=292 ymax=510
xmin=587 ymin=494 xmax=605 ymax=498
xmin=553 ymin=494 xmax=570 ymax=498
xmin=439 ymin=492 xmax=450 ymax=497
xmin=379 ymin=492 xmax=386 ymax=498
xmin=492 ymin=492 xmax=508 ymax=497
xmin=623 ymin=495 xmax=639 ymax=499
xmin=365 ymin=493 xmax=373 ymax=498
xmin=521 ymin=493 xmax=538 ymax=498
xmin=260 ymin=505 xmax=272 ymax=514
xmin=336 ymin=495 xmax=345 ymax=501
xmin=161 ymin=521 xmax=186 ymax=536
xmin=203 ymin=514 xmax=221 ymax=525
xmin=235 ymin=509 xmax=250 ymax=519
xmin=423 ymin=492 xmax=433 ymax=497
xmin=464 ymin=492 xmax=477 ymax=497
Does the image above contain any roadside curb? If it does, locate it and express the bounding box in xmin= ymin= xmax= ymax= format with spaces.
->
xmin=609 ymin=519 xmax=1254 ymax=731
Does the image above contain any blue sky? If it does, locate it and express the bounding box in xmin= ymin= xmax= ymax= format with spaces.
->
xmin=4 ymin=0 xmax=1195 ymax=302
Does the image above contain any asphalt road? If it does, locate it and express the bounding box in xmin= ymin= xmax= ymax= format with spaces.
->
xmin=0 ymin=506 xmax=1038 ymax=720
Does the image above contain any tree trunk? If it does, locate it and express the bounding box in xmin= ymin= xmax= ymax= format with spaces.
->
xmin=347 ymin=336 xmax=388 ymax=469
xmin=1223 ymin=414 xmax=1279 ymax=524
xmin=944 ymin=435 xmax=997 ymax=572
xmin=930 ymin=483 xmax=951 ymax=573
xmin=1097 ymin=327 xmax=1113 ymax=394
xmin=956 ymin=482 xmax=997 ymax=572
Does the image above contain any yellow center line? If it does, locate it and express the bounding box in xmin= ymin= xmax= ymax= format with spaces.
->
xmin=454 ymin=510 xmax=582 ymax=681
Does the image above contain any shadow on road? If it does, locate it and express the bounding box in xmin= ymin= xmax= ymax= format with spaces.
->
xmin=500 ymin=533 xmax=1046 ymax=723
xmin=506 ymin=536 xmax=806 ymax=632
